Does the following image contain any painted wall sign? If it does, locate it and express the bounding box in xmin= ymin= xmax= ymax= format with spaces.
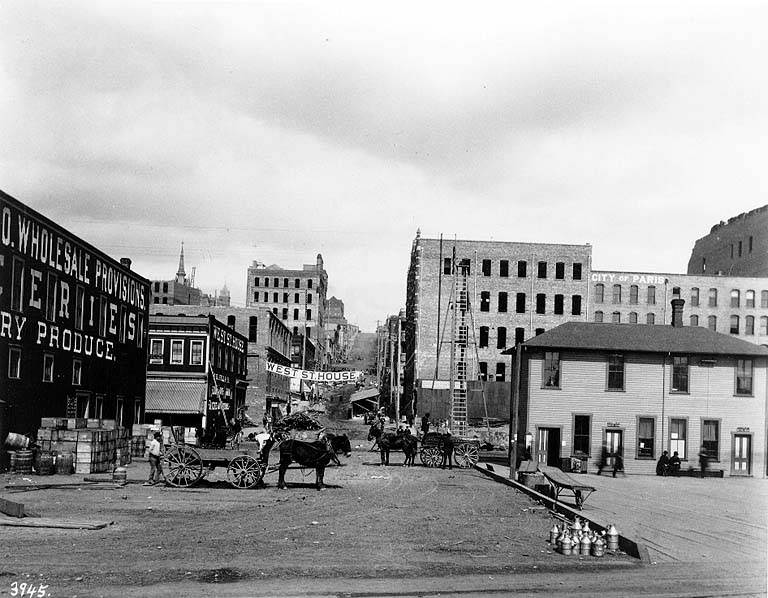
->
xmin=606 ymin=422 xmax=621 ymax=427
xmin=591 ymin=273 xmax=668 ymax=285
xmin=267 ymin=361 xmax=362 ymax=383
xmin=736 ymin=426 xmax=750 ymax=432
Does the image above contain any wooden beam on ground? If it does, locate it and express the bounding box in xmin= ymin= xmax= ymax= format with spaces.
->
xmin=0 ymin=515 xmax=112 ymax=530
xmin=0 ymin=497 xmax=25 ymax=518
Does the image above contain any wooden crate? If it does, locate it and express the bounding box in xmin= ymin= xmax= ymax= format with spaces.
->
xmin=40 ymin=417 xmax=58 ymax=429
xmin=86 ymin=419 xmax=101 ymax=429
xmin=65 ymin=418 xmax=87 ymax=429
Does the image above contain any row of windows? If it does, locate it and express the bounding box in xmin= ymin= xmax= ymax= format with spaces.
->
xmin=479 ymin=292 xmax=583 ymax=315
xmin=148 ymin=338 xmax=246 ymax=375
xmin=445 ymin=258 xmax=583 ymax=280
xmin=253 ymin=292 xmax=313 ymax=304
xmin=594 ymin=311 xmax=657 ymax=324
xmin=259 ymin=307 xmax=314 ymax=322
xmin=595 ymin=311 xmax=768 ymax=335
xmin=542 ymin=352 xmax=754 ymax=395
xmin=7 ymin=346 xmax=84 ymax=385
xmin=595 ymin=285 xmax=768 ymax=308
xmin=152 ymin=281 xmax=170 ymax=293
xmin=730 ymin=236 xmax=754 ymax=259
xmin=253 ymin=277 xmax=314 ymax=289
xmin=572 ymin=413 xmax=722 ymax=462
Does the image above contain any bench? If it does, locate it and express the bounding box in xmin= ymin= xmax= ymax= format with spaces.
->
xmin=538 ymin=465 xmax=597 ymax=510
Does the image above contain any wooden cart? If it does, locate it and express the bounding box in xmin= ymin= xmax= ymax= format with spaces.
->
xmin=161 ymin=444 xmax=267 ymax=489
xmin=419 ymin=432 xmax=481 ymax=469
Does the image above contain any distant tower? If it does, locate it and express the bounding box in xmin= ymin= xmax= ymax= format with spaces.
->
xmin=175 ymin=243 xmax=187 ymax=285
xmin=316 ymin=253 xmax=324 ymax=271
xmin=218 ymin=283 xmax=231 ymax=307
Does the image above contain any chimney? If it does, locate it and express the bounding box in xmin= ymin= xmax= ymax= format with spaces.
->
xmin=671 ymin=298 xmax=685 ymax=328
xmin=227 ymin=315 xmax=236 ymax=329
xmin=120 ymin=257 xmax=132 ymax=270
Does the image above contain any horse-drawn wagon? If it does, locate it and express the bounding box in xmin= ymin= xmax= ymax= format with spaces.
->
xmin=419 ymin=432 xmax=480 ymax=469
xmin=162 ymin=442 xmax=269 ymax=489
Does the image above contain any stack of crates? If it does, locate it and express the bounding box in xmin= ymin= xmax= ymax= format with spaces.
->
xmin=36 ymin=418 xmax=132 ymax=474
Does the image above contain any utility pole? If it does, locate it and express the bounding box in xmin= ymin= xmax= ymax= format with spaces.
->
xmin=395 ymin=314 xmax=402 ymax=425
xmin=389 ymin=321 xmax=395 ymax=420
xmin=508 ymin=343 xmax=523 ymax=480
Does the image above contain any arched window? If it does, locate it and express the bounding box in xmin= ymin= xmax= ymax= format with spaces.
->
xmin=731 ymin=290 xmax=740 ymax=308
xmin=690 ymin=287 xmax=699 ymax=307
xmin=690 ymin=315 xmax=699 ymax=327
xmin=595 ymin=311 xmax=604 ymax=323
xmin=708 ymin=288 xmax=718 ymax=307
xmin=745 ymin=316 xmax=754 ymax=335
xmin=612 ymin=311 xmax=621 ymax=323
xmin=708 ymin=315 xmax=717 ymax=331
xmin=646 ymin=313 xmax=655 ymax=325
xmin=746 ymin=290 xmax=755 ymax=308
xmin=629 ymin=285 xmax=638 ymax=304
xmin=730 ymin=315 xmax=740 ymax=334
xmin=629 ymin=312 xmax=638 ymax=324
xmin=760 ymin=316 xmax=768 ymax=336
xmin=595 ymin=284 xmax=604 ymax=303
xmin=612 ymin=285 xmax=622 ymax=304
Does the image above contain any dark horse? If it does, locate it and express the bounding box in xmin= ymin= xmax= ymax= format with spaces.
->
xmin=325 ymin=432 xmax=352 ymax=457
xmin=277 ymin=438 xmax=341 ymax=491
xmin=367 ymin=424 xmax=418 ymax=466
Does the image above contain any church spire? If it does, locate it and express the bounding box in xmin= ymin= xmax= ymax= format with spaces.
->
xmin=175 ymin=242 xmax=186 ymax=285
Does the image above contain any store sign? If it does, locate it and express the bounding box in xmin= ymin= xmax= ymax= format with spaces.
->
xmin=208 ymin=400 xmax=230 ymax=411
xmin=592 ymin=272 xmax=668 ymax=285
xmin=266 ymin=361 xmax=362 ymax=383
xmin=606 ymin=422 xmax=621 ymax=427
xmin=737 ymin=426 xmax=750 ymax=432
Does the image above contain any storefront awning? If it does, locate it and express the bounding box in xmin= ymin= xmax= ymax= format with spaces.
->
xmin=145 ymin=379 xmax=207 ymax=414
xmin=350 ymin=388 xmax=379 ymax=403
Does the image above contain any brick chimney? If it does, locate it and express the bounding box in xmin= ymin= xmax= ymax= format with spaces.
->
xmin=120 ymin=257 xmax=132 ymax=270
xmin=671 ymin=298 xmax=685 ymax=328
xmin=227 ymin=315 xmax=236 ymax=329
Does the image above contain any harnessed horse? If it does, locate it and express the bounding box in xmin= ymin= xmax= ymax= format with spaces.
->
xmin=277 ymin=437 xmax=342 ymax=491
xmin=367 ymin=423 xmax=418 ymax=466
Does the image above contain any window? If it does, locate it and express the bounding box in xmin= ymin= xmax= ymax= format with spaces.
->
xmin=75 ymin=286 xmax=85 ymax=330
xmin=646 ymin=313 xmax=655 ymax=325
xmin=554 ymin=294 xmax=564 ymax=315
xmin=607 ymin=354 xmax=624 ymax=390
xmin=515 ymin=327 xmax=525 ymax=345
xmin=671 ymin=356 xmax=689 ymax=392
xmin=72 ymin=359 xmax=82 ymax=385
xmin=572 ymin=263 xmax=582 ymax=280
xmin=537 ymin=261 xmax=547 ymax=278
xmin=482 ymin=259 xmax=491 ymax=276
xmin=746 ymin=290 xmax=755 ymax=308
xmin=283 ymin=293 xmax=288 ymax=303
xmin=708 ymin=288 xmax=717 ymax=307
xmin=248 ymin=317 xmax=258 ymax=342
xmin=134 ymin=398 xmax=142 ymax=425
xmin=190 ymin=340 xmax=204 ymax=365
xmin=293 ymin=308 xmax=299 ymax=320
xmin=495 ymin=362 xmax=506 ymax=381
xmin=629 ymin=312 xmax=638 ymax=324
xmin=292 ymin=293 xmax=298 ymax=303
xmin=307 ymin=294 xmax=313 ymax=304
xmin=499 ymin=260 xmax=509 ymax=277
xmin=163 ymin=282 xmax=168 ymax=293
xmin=45 ymin=273 xmax=57 ymax=321
xmin=497 ymin=327 xmax=507 ymax=349
xmin=730 ymin=244 xmax=734 ymax=259
xmin=730 ymin=315 xmax=740 ymax=335
xmin=8 ymin=346 xmax=21 ymax=379
xmin=690 ymin=315 xmax=699 ymax=326
xmin=738 ymin=240 xmax=743 ymax=257
xmin=571 ymin=295 xmax=582 ymax=315
xmin=43 ymin=353 xmax=54 ymax=382
xmin=669 ymin=418 xmax=687 ymax=459
xmin=760 ymin=316 xmax=768 ymax=336
xmin=153 ymin=281 xmax=160 ymax=292
xmin=306 ymin=309 xmax=312 ymax=320
xmin=749 ymin=236 xmax=753 ymax=252
xmin=612 ymin=284 xmax=622 ymax=304
xmin=516 ymin=293 xmax=526 ymax=313
xmin=535 ymin=328 xmax=545 ymax=336
xmin=536 ymin=294 xmax=546 ymax=314
xmin=647 ymin=286 xmax=656 ymax=305
xmin=283 ymin=278 xmax=289 ymax=288
xmin=479 ymin=326 xmax=489 ymax=348
xmin=594 ymin=311 xmax=604 ymax=323
xmin=708 ymin=315 xmax=717 ymax=331
xmin=272 ymin=307 xmax=277 ymax=315
xmin=254 ymin=277 xmax=260 ymax=287
xmin=763 ymin=291 xmax=768 ymax=308
xmin=542 ymin=352 xmax=560 ymax=388
xmin=273 ymin=277 xmax=279 ymax=287
xmin=573 ymin=415 xmax=590 ymax=455
xmin=611 ymin=311 xmax=621 ymax=323
xmin=479 ymin=362 xmax=488 ymax=381
xmin=517 ymin=261 xmax=527 ymax=277
xmin=731 ymin=290 xmax=740 ymax=308
xmin=149 ymin=339 xmax=164 ymax=364
xmin=171 ymin=340 xmax=184 ymax=364
xmin=690 ymin=287 xmax=699 ymax=307
xmin=498 ymin=292 xmax=508 ymax=313
xmin=253 ymin=291 xmax=259 ymax=302
xmin=736 ymin=359 xmax=753 ymax=395
xmin=595 ymin=283 xmax=605 ymax=303
xmin=94 ymin=395 xmax=104 ymax=419
xmin=637 ymin=417 xmax=655 ymax=459
xmin=443 ymin=258 xmax=452 ymax=275
xmin=308 ymin=279 xmax=313 ymax=289
xmin=480 ymin=291 xmax=490 ymax=312
xmin=555 ymin=262 xmax=565 ymax=279
xmin=273 ymin=292 xmax=278 ymax=302
xmin=116 ymin=397 xmax=124 ymax=427
xmin=282 ymin=308 xmax=288 ymax=320
xmin=745 ymin=316 xmax=755 ymax=335
xmin=702 ymin=420 xmax=719 ymax=462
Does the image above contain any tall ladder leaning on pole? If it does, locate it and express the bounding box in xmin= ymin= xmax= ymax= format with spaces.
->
xmin=449 ymin=258 xmax=470 ymax=437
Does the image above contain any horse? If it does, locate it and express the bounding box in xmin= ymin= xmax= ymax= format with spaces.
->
xmin=367 ymin=424 xmax=418 ymax=466
xmin=277 ymin=438 xmax=341 ymax=491
xmin=325 ymin=432 xmax=352 ymax=457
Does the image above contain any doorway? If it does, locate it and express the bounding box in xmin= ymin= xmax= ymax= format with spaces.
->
xmin=536 ymin=427 xmax=561 ymax=467
xmin=732 ymin=434 xmax=752 ymax=476
xmin=605 ymin=429 xmax=624 ymax=469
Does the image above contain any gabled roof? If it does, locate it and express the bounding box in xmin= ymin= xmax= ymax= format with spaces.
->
xmin=522 ymin=322 xmax=768 ymax=357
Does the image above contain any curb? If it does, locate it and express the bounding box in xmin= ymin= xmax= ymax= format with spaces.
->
xmin=475 ymin=462 xmax=651 ymax=564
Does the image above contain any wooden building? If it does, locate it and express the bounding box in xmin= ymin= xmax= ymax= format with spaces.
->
xmin=146 ymin=314 xmax=247 ymax=433
xmin=515 ymin=300 xmax=768 ymax=477
xmin=0 ymin=189 xmax=149 ymax=461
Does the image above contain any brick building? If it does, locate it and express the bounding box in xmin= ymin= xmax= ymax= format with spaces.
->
xmin=245 ymin=255 xmax=328 ymax=367
xmin=149 ymin=305 xmax=291 ymax=423
xmin=150 ymin=244 xmax=203 ymax=306
xmin=516 ymin=306 xmax=768 ymax=477
xmin=687 ymin=205 xmax=768 ymax=277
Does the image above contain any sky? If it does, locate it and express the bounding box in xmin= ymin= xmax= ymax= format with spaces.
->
xmin=1 ymin=1 xmax=766 ymax=331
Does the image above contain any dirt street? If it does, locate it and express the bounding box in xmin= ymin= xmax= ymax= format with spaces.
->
xmin=1 ymin=430 xmax=635 ymax=597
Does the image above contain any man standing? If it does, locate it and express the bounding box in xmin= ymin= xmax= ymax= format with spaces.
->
xmin=441 ymin=430 xmax=454 ymax=470
xmin=144 ymin=432 xmax=163 ymax=486
xmin=420 ymin=412 xmax=431 ymax=439
xmin=698 ymin=446 xmax=709 ymax=478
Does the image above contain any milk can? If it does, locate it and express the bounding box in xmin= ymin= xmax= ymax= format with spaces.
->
xmin=579 ymin=533 xmax=592 ymax=556
xmin=549 ymin=523 xmax=560 ymax=544
xmin=606 ymin=524 xmax=619 ymax=551
xmin=592 ymin=535 xmax=606 ymax=557
xmin=560 ymin=534 xmax=573 ymax=556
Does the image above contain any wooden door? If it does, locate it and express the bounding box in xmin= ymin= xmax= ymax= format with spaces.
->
xmin=733 ymin=434 xmax=752 ymax=476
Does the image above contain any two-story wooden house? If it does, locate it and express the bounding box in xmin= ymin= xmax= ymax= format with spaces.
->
xmin=514 ymin=300 xmax=768 ymax=477
xmin=146 ymin=315 xmax=248 ymax=434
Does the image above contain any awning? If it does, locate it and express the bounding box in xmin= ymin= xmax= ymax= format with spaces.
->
xmin=350 ymin=388 xmax=379 ymax=403
xmin=145 ymin=379 xmax=207 ymax=414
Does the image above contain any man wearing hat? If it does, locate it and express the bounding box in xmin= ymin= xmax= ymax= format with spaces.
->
xmin=144 ymin=432 xmax=164 ymax=486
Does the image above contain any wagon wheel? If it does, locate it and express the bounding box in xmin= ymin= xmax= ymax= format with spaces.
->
xmin=420 ymin=447 xmax=441 ymax=468
xmin=453 ymin=442 xmax=479 ymax=468
xmin=162 ymin=445 xmax=203 ymax=487
xmin=226 ymin=455 xmax=264 ymax=489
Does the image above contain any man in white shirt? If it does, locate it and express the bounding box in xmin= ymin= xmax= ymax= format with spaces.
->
xmin=144 ymin=432 xmax=163 ymax=486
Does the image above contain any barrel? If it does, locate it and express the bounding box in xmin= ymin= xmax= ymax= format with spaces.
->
xmin=56 ymin=452 xmax=74 ymax=475
xmin=35 ymin=451 xmax=55 ymax=475
xmin=9 ymin=450 xmax=17 ymax=472
xmin=14 ymin=449 xmax=33 ymax=474
xmin=113 ymin=467 xmax=127 ymax=483
xmin=4 ymin=432 xmax=30 ymax=449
